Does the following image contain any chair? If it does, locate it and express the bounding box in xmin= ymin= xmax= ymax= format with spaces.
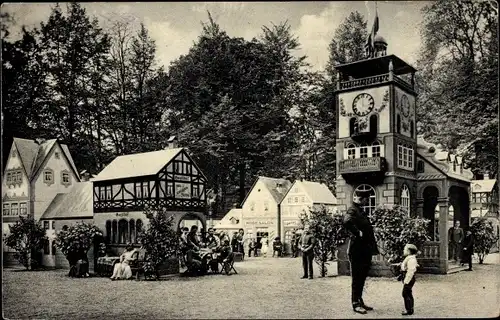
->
xmin=129 ymin=250 xmax=146 ymax=280
xmin=220 ymin=252 xmax=238 ymax=275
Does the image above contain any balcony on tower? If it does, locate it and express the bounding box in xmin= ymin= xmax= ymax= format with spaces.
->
xmin=335 ymin=54 xmax=417 ymax=94
xmin=339 ymin=157 xmax=388 ymax=184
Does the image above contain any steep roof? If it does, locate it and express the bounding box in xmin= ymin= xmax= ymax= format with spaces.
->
xmin=40 ymin=182 xmax=93 ymax=220
xmin=93 ymin=148 xmax=183 ymax=181
xmin=471 ymin=179 xmax=497 ymax=193
xmin=61 ymin=144 xmax=79 ymax=180
xmin=298 ymin=180 xmax=337 ymax=205
xmin=258 ymin=176 xmax=293 ymax=204
xmin=31 ymin=139 xmax=57 ymax=177
xmin=10 ymin=138 xmax=79 ymax=180
xmin=12 ymin=138 xmax=39 ymax=177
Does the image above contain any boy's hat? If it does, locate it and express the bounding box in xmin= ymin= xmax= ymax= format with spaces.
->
xmin=405 ymin=244 xmax=418 ymax=251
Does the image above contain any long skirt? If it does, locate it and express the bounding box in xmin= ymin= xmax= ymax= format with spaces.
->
xmin=111 ymin=262 xmax=132 ymax=279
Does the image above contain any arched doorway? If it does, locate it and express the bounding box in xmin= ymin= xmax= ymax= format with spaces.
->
xmin=448 ymin=186 xmax=470 ymax=228
xmin=423 ymin=186 xmax=439 ymax=240
xmin=177 ymin=212 xmax=207 ymax=240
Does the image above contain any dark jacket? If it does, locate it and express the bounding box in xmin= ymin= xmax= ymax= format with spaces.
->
xmin=463 ymin=233 xmax=474 ymax=253
xmin=448 ymin=227 xmax=464 ymax=244
xmin=300 ymin=232 xmax=316 ymax=255
xmin=343 ymin=204 xmax=379 ymax=257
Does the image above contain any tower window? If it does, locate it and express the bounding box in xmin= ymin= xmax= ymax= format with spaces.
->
xmin=401 ymin=184 xmax=411 ymax=216
xmin=354 ymin=184 xmax=376 ymax=215
xmin=347 ymin=143 xmax=356 ymax=159
xmin=372 ymin=141 xmax=381 ymax=157
xmin=397 ymin=115 xmax=401 ymax=134
xmin=398 ymin=144 xmax=414 ymax=171
xmin=360 ymin=146 xmax=369 ymax=158
xmin=410 ymin=121 xmax=414 ymax=138
xmin=417 ymin=160 xmax=425 ymax=173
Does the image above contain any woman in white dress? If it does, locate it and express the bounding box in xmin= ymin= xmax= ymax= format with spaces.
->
xmin=110 ymin=246 xmax=138 ymax=280
xmin=260 ymin=236 xmax=269 ymax=257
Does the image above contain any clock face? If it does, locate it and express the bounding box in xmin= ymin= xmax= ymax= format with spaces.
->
xmin=400 ymin=94 xmax=410 ymax=117
xmin=352 ymin=93 xmax=375 ymax=116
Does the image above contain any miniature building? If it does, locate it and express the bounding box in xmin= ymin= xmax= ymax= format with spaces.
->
xmin=92 ymin=142 xmax=208 ymax=256
xmin=2 ymin=138 xmax=80 ymax=266
xmin=470 ymin=175 xmax=499 ymax=251
xmin=280 ymin=180 xmax=337 ymax=254
xmin=334 ymin=16 xmax=473 ymax=275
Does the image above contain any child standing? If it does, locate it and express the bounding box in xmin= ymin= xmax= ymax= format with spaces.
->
xmin=400 ymin=244 xmax=419 ymax=316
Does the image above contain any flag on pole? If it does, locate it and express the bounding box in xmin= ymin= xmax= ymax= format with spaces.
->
xmin=366 ymin=4 xmax=379 ymax=57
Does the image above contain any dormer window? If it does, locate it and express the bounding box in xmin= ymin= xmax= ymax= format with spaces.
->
xmin=61 ymin=171 xmax=71 ymax=186
xmin=43 ymin=169 xmax=54 ymax=186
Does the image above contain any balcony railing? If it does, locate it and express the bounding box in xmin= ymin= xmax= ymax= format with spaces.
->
xmin=339 ymin=157 xmax=386 ymax=174
xmin=421 ymin=241 xmax=440 ymax=259
xmin=339 ymin=74 xmax=390 ymax=90
xmin=338 ymin=73 xmax=414 ymax=91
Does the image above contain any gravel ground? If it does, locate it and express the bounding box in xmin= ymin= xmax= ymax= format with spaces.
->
xmin=3 ymin=254 xmax=500 ymax=319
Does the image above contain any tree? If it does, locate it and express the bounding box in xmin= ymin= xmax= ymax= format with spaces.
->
xmin=325 ymin=11 xmax=368 ymax=80
xmin=418 ymin=0 xmax=498 ymax=177
xmin=55 ymin=222 xmax=103 ymax=266
xmin=470 ymin=217 xmax=498 ymax=264
xmin=370 ymin=206 xmax=430 ymax=263
xmin=137 ymin=206 xmax=179 ymax=279
xmin=4 ymin=216 xmax=47 ymax=270
xmin=300 ymin=206 xmax=348 ymax=277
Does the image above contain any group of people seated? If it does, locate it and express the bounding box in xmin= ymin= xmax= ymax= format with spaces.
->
xmin=179 ymin=226 xmax=233 ymax=275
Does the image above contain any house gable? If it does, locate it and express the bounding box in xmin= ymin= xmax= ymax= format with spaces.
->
xmin=241 ymin=179 xmax=277 ymax=217
xmin=2 ymin=143 xmax=30 ymax=201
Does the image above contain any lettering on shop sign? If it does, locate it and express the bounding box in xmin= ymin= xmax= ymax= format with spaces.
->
xmin=174 ymin=175 xmax=190 ymax=182
xmin=115 ymin=212 xmax=129 ymax=217
xmin=245 ymin=220 xmax=274 ymax=225
xmin=284 ymin=220 xmax=299 ymax=227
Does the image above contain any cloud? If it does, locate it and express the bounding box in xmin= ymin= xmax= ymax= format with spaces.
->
xmin=144 ymin=19 xmax=199 ymax=69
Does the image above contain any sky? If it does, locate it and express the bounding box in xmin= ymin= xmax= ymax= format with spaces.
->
xmin=2 ymin=1 xmax=429 ymax=71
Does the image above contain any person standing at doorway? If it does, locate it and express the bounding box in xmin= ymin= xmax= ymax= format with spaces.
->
xmin=299 ymin=224 xmax=316 ymax=279
xmin=343 ymin=192 xmax=379 ymax=314
xmin=448 ymin=221 xmax=464 ymax=262
xmin=461 ymin=228 xmax=474 ymax=271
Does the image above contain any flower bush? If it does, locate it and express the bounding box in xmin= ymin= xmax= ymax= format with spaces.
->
xmin=137 ymin=206 xmax=179 ymax=279
xmin=4 ymin=216 xmax=47 ymax=270
xmin=55 ymin=222 xmax=103 ymax=263
xmin=370 ymin=205 xmax=430 ymax=264
xmin=300 ymin=206 xmax=349 ymax=277
xmin=470 ymin=217 xmax=498 ymax=264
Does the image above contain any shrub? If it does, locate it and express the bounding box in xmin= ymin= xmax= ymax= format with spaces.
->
xmin=5 ymin=216 xmax=47 ymax=270
xmin=55 ymin=222 xmax=103 ymax=265
xmin=300 ymin=206 xmax=349 ymax=277
xmin=370 ymin=205 xmax=430 ymax=264
xmin=470 ymin=217 xmax=498 ymax=264
xmin=137 ymin=206 xmax=179 ymax=279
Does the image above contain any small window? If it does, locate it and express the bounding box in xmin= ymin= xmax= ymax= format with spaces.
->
xmin=6 ymin=172 xmax=12 ymax=182
xmin=410 ymin=121 xmax=414 ymax=138
xmin=43 ymin=169 xmax=54 ymax=184
xmin=19 ymin=203 xmax=27 ymax=215
xmin=3 ymin=203 xmax=10 ymax=216
xmin=287 ymin=197 xmax=292 ymax=204
xmin=360 ymin=147 xmax=368 ymax=158
xmin=294 ymin=197 xmax=298 ymax=203
xmin=11 ymin=150 xmax=17 ymax=158
xmin=51 ymin=220 xmax=55 ymax=230
xmin=250 ymin=202 xmax=255 ymax=211
xmin=43 ymin=221 xmax=49 ymax=230
xmin=55 ymin=152 xmax=60 ymax=159
xmin=417 ymin=161 xmax=425 ymax=173
xmin=372 ymin=141 xmax=381 ymax=157
xmin=301 ymin=196 xmax=305 ymax=203
xmin=264 ymin=201 xmax=269 ymax=211
xmin=397 ymin=115 xmax=401 ymax=134
xmin=62 ymin=172 xmax=70 ymax=184
xmin=11 ymin=203 xmax=18 ymax=216
xmin=105 ymin=186 xmax=112 ymax=200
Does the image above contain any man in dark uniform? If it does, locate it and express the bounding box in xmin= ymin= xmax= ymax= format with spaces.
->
xmin=343 ymin=192 xmax=379 ymax=314
xmin=299 ymin=224 xmax=316 ymax=279
xmin=448 ymin=220 xmax=464 ymax=262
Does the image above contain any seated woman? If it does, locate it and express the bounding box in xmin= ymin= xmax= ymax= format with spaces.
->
xmin=110 ymin=245 xmax=138 ymax=280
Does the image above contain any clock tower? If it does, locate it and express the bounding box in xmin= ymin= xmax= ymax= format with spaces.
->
xmin=334 ymin=30 xmax=418 ymax=216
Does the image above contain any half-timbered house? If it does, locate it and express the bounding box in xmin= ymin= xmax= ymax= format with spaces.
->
xmin=92 ymin=145 xmax=208 ymax=251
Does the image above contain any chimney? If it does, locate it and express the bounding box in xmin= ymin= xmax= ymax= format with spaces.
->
xmin=80 ymin=170 xmax=91 ymax=182
xmin=484 ymin=173 xmax=490 ymax=180
xmin=165 ymin=136 xmax=178 ymax=149
xmin=35 ymin=138 xmax=46 ymax=145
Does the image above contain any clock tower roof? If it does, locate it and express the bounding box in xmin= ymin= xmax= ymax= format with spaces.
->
xmin=335 ymin=54 xmax=416 ymax=79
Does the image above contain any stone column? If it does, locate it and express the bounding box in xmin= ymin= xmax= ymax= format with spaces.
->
xmin=437 ymin=197 xmax=449 ymax=274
